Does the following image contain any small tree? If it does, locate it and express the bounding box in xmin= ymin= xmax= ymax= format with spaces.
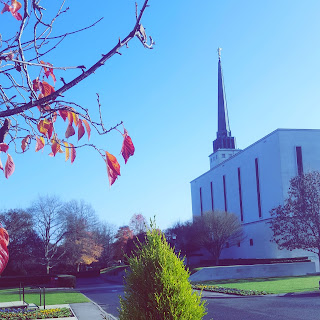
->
xmin=197 ymin=210 xmax=245 ymax=265
xmin=119 ymin=226 xmax=206 ymax=320
xmin=270 ymin=171 xmax=320 ymax=265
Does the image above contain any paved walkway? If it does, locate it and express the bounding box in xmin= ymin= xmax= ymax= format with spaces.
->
xmin=70 ymin=302 xmax=117 ymax=320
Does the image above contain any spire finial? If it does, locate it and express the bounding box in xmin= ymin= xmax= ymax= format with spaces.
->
xmin=217 ymin=47 xmax=222 ymax=59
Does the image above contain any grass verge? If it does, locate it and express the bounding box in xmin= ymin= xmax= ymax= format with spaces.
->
xmin=192 ymin=275 xmax=320 ymax=294
xmin=0 ymin=288 xmax=90 ymax=305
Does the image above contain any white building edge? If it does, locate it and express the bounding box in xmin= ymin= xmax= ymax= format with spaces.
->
xmin=190 ymin=51 xmax=320 ymax=271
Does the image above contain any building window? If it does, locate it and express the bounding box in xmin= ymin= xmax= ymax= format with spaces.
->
xmin=237 ymin=242 xmax=240 ymax=247
xmin=223 ymin=175 xmax=227 ymax=211
xmin=250 ymin=239 xmax=253 ymax=246
xmin=210 ymin=181 xmax=214 ymax=211
xmin=237 ymin=167 xmax=244 ymax=222
xmin=200 ymin=187 xmax=203 ymax=216
xmin=255 ymin=158 xmax=262 ymax=218
xmin=296 ymin=146 xmax=303 ymax=176
xmin=222 ymin=154 xmax=226 ymax=158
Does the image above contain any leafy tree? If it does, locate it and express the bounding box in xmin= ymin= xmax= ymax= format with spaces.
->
xmin=29 ymin=195 xmax=66 ymax=274
xmin=270 ymin=171 xmax=320 ymax=265
xmin=196 ymin=210 xmax=245 ymax=265
xmin=113 ymin=226 xmax=133 ymax=261
xmin=166 ymin=220 xmax=201 ymax=266
xmin=0 ymin=0 xmax=153 ymax=185
xmin=129 ymin=214 xmax=148 ymax=235
xmin=0 ymin=210 xmax=39 ymax=275
xmin=119 ymin=225 xmax=207 ymax=320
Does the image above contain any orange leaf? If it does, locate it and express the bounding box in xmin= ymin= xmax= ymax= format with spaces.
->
xmin=5 ymin=154 xmax=14 ymax=178
xmin=121 ymin=129 xmax=135 ymax=164
xmin=1 ymin=0 xmax=22 ymax=20
xmin=106 ymin=151 xmax=120 ymax=186
xmin=40 ymin=81 xmax=55 ymax=97
xmin=69 ymin=143 xmax=76 ymax=163
xmin=51 ymin=141 xmax=60 ymax=156
xmin=67 ymin=111 xmax=73 ymax=125
xmin=78 ymin=119 xmax=85 ymax=141
xmin=21 ymin=135 xmax=30 ymax=152
xmin=59 ymin=109 xmax=68 ymax=121
xmin=65 ymin=123 xmax=75 ymax=138
xmin=71 ymin=110 xmax=79 ymax=126
xmin=0 ymin=143 xmax=9 ymax=153
xmin=40 ymin=61 xmax=56 ymax=83
xmin=33 ymin=78 xmax=41 ymax=92
xmin=63 ymin=142 xmax=69 ymax=161
xmin=82 ymin=119 xmax=91 ymax=140
xmin=35 ymin=136 xmax=45 ymax=152
xmin=0 ymin=228 xmax=9 ymax=275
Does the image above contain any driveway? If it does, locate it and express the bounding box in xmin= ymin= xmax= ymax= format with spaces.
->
xmin=76 ymin=276 xmax=320 ymax=319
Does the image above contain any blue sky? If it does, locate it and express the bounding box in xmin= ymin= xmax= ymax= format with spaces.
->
xmin=1 ymin=0 xmax=320 ymax=230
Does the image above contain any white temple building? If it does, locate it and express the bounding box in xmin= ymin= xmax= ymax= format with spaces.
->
xmin=190 ymin=51 xmax=320 ymax=270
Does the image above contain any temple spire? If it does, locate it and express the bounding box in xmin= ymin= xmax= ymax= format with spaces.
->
xmin=213 ymin=49 xmax=236 ymax=152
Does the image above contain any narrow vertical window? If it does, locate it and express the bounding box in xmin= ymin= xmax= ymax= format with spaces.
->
xmin=237 ymin=167 xmax=244 ymax=222
xmin=296 ymin=146 xmax=303 ymax=176
xmin=200 ymin=187 xmax=203 ymax=216
xmin=250 ymin=239 xmax=253 ymax=246
xmin=210 ymin=182 xmax=214 ymax=211
xmin=223 ymin=175 xmax=227 ymax=212
xmin=255 ymin=158 xmax=262 ymax=218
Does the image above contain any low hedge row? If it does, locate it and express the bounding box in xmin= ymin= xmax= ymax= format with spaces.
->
xmin=192 ymin=284 xmax=267 ymax=296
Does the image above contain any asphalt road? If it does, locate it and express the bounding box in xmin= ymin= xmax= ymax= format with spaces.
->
xmin=76 ymin=277 xmax=320 ymax=320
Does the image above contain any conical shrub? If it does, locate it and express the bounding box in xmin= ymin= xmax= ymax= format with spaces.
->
xmin=119 ymin=226 xmax=206 ymax=320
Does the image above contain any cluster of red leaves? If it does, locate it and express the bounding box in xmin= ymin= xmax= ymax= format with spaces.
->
xmin=1 ymin=0 xmax=22 ymax=20
xmin=5 ymin=59 xmax=135 ymax=186
xmin=0 ymin=226 xmax=9 ymax=275
xmin=0 ymin=143 xmax=14 ymax=179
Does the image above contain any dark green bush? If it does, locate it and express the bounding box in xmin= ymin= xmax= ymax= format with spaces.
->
xmin=57 ymin=275 xmax=76 ymax=288
xmin=119 ymin=227 xmax=206 ymax=320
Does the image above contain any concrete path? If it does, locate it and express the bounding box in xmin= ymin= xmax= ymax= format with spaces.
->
xmin=70 ymin=302 xmax=117 ymax=320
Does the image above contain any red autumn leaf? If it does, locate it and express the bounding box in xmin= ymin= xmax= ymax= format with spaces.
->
xmin=0 ymin=233 xmax=9 ymax=275
xmin=35 ymin=136 xmax=45 ymax=152
xmin=82 ymin=119 xmax=91 ymax=140
xmin=0 ymin=143 xmax=9 ymax=153
xmin=0 ymin=158 xmax=2 ymax=171
xmin=65 ymin=123 xmax=75 ymax=138
xmin=69 ymin=143 xmax=76 ymax=163
xmin=0 ymin=228 xmax=9 ymax=247
xmin=106 ymin=151 xmax=121 ymax=186
xmin=37 ymin=119 xmax=53 ymax=138
xmin=40 ymin=60 xmax=56 ymax=83
xmin=33 ymin=78 xmax=41 ymax=92
xmin=78 ymin=119 xmax=85 ymax=141
xmin=51 ymin=112 xmax=57 ymax=123
xmin=1 ymin=0 xmax=22 ymax=21
xmin=59 ymin=109 xmax=68 ymax=121
xmin=121 ymin=129 xmax=135 ymax=164
xmin=21 ymin=135 xmax=30 ymax=152
xmin=51 ymin=141 xmax=60 ymax=156
xmin=5 ymin=154 xmax=15 ymax=178
xmin=40 ymin=81 xmax=55 ymax=97
xmin=67 ymin=111 xmax=73 ymax=125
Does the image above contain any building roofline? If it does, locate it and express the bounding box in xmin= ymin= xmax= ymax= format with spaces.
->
xmin=190 ymin=128 xmax=320 ymax=183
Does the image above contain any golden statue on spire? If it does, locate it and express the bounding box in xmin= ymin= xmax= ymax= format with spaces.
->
xmin=217 ymin=47 xmax=222 ymax=59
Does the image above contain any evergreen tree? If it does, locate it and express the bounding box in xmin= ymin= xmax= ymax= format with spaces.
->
xmin=119 ymin=225 xmax=206 ymax=320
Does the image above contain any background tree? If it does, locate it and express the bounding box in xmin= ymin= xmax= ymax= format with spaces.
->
xmin=29 ymin=195 xmax=66 ymax=274
xmin=196 ymin=210 xmax=245 ymax=265
xmin=129 ymin=213 xmax=148 ymax=235
xmin=113 ymin=226 xmax=133 ymax=262
xmin=119 ymin=225 xmax=206 ymax=320
xmin=0 ymin=0 xmax=153 ymax=185
xmin=166 ymin=220 xmax=201 ymax=266
xmin=270 ymin=171 xmax=320 ymax=265
xmin=0 ymin=209 xmax=42 ymax=275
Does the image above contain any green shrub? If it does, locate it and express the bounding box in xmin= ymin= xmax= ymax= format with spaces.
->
xmin=57 ymin=275 xmax=76 ymax=288
xmin=119 ymin=226 xmax=207 ymax=320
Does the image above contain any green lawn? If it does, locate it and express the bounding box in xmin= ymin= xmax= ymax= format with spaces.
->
xmin=192 ymin=275 xmax=320 ymax=294
xmin=0 ymin=288 xmax=89 ymax=305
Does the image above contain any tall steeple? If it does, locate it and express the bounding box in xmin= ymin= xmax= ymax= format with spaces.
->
xmin=213 ymin=48 xmax=236 ymax=152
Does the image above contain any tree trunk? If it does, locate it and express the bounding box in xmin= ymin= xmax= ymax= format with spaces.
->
xmin=46 ymin=263 xmax=50 ymax=275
